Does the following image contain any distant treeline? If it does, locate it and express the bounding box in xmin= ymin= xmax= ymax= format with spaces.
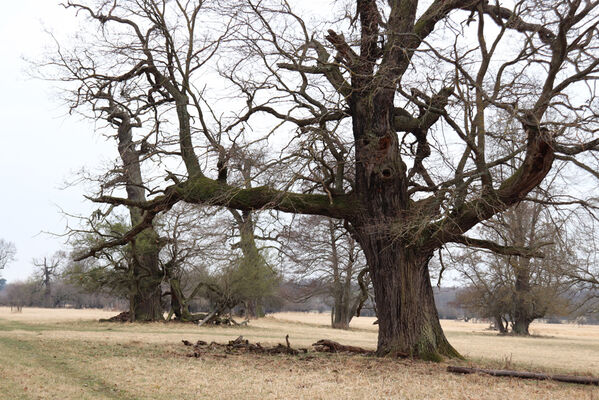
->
xmin=1 ymin=278 xmax=597 ymax=325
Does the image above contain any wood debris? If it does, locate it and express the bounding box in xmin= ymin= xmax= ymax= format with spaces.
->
xmin=182 ymin=335 xmax=308 ymax=358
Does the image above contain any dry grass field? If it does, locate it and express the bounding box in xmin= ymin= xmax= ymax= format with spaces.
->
xmin=0 ymin=308 xmax=597 ymax=399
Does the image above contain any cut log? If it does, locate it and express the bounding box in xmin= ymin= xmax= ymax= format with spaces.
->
xmin=447 ymin=366 xmax=599 ymax=386
xmin=312 ymin=339 xmax=373 ymax=355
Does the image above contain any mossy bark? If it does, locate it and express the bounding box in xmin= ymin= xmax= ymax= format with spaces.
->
xmin=129 ymin=229 xmax=163 ymax=322
xmin=111 ymin=106 xmax=164 ymax=322
xmin=168 ymin=277 xmax=195 ymax=322
xmin=512 ymin=259 xmax=534 ymax=335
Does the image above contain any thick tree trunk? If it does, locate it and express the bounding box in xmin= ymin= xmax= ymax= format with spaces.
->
xmin=494 ymin=315 xmax=508 ymax=334
xmin=108 ymin=106 xmax=164 ymax=322
xmin=331 ymin=297 xmax=351 ymax=329
xmin=349 ymin=90 xmax=461 ymax=359
xmin=512 ymin=317 xmax=532 ymax=335
xmin=512 ymin=258 xmax=533 ymax=335
xmin=357 ymin=236 xmax=461 ymax=360
xmin=168 ymin=277 xmax=194 ymax=322
xmin=129 ymin=230 xmax=163 ymax=322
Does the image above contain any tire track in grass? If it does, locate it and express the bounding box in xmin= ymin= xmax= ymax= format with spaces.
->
xmin=0 ymin=336 xmax=138 ymax=400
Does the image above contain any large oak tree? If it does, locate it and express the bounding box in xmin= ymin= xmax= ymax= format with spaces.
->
xmin=54 ymin=0 xmax=599 ymax=359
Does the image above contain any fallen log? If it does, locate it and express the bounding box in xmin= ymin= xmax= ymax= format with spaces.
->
xmin=447 ymin=366 xmax=599 ymax=386
xmin=312 ymin=339 xmax=373 ymax=355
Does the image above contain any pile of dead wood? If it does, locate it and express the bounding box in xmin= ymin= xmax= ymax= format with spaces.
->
xmin=182 ymin=335 xmax=307 ymax=357
xmin=195 ymin=312 xmax=249 ymax=327
xmin=181 ymin=336 xmax=373 ymax=358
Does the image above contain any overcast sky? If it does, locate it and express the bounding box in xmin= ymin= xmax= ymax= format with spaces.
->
xmin=0 ymin=1 xmax=115 ymax=282
xmin=0 ymin=0 xmax=333 ymax=283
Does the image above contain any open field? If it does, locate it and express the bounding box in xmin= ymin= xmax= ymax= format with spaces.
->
xmin=0 ymin=308 xmax=597 ymax=399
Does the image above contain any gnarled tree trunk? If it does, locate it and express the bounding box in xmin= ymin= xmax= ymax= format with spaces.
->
xmin=331 ymin=298 xmax=352 ymax=329
xmin=512 ymin=258 xmax=534 ymax=335
xmin=356 ymin=232 xmax=461 ymax=360
xmin=128 ymin=229 xmax=163 ymax=322
xmin=111 ymin=105 xmax=164 ymax=322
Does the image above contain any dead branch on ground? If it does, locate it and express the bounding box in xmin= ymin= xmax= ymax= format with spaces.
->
xmin=447 ymin=366 xmax=599 ymax=386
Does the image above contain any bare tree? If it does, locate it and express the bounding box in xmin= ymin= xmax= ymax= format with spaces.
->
xmin=50 ymin=1 xmax=599 ymax=359
xmin=158 ymin=200 xmax=279 ymax=322
xmin=454 ymin=200 xmax=572 ymax=334
xmin=283 ymin=216 xmax=369 ymax=329
xmin=32 ymin=252 xmax=64 ymax=307
xmin=552 ymin=212 xmax=599 ymax=318
xmin=0 ymin=239 xmax=16 ymax=272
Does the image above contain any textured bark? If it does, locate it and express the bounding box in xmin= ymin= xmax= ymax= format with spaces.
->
xmin=512 ymin=261 xmax=533 ymax=335
xmin=128 ymin=228 xmax=163 ymax=322
xmin=168 ymin=276 xmax=194 ymax=322
xmin=356 ymin=231 xmax=461 ymax=360
xmin=348 ymin=76 xmax=461 ymax=358
xmin=111 ymin=106 xmax=164 ymax=322
xmin=331 ymin=302 xmax=352 ymax=330
xmin=494 ymin=315 xmax=508 ymax=334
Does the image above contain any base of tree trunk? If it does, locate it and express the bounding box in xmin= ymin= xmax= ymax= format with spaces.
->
xmin=99 ymin=311 xmax=130 ymax=322
xmin=362 ymin=245 xmax=463 ymax=361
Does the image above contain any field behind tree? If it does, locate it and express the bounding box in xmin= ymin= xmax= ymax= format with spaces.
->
xmin=0 ymin=308 xmax=597 ymax=399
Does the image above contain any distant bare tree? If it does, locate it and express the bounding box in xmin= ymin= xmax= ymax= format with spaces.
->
xmin=553 ymin=213 xmax=599 ymax=317
xmin=32 ymin=252 xmax=64 ymax=307
xmin=0 ymin=239 xmax=16 ymax=272
xmin=283 ymin=216 xmax=369 ymax=329
xmin=454 ymin=198 xmax=579 ymax=334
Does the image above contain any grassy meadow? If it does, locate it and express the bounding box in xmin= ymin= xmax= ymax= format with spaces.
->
xmin=0 ymin=307 xmax=598 ymax=399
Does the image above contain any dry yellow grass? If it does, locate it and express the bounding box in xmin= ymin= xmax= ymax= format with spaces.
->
xmin=0 ymin=307 xmax=597 ymax=399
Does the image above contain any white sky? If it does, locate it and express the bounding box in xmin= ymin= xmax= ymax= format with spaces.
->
xmin=0 ymin=1 xmax=593 ymax=286
xmin=0 ymin=0 xmax=336 ymax=283
xmin=0 ymin=1 xmax=114 ymax=282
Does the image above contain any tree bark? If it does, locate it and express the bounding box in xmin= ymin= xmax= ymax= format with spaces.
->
xmin=168 ymin=276 xmax=195 ymax=322
xmin=494 ymin=314 xmax=508 ymax=334
xmin=512 ymin=268 xmax=533 ymax=335
xmin=331 ymin=299 xmax=351 ymax=329
xmin=129 ymin=229 xmax=163 ymax=322
xmin=356 ymin=234 xmax=461 ymax=360
xmin=110 ymin=105 xmax=164 ymax=322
